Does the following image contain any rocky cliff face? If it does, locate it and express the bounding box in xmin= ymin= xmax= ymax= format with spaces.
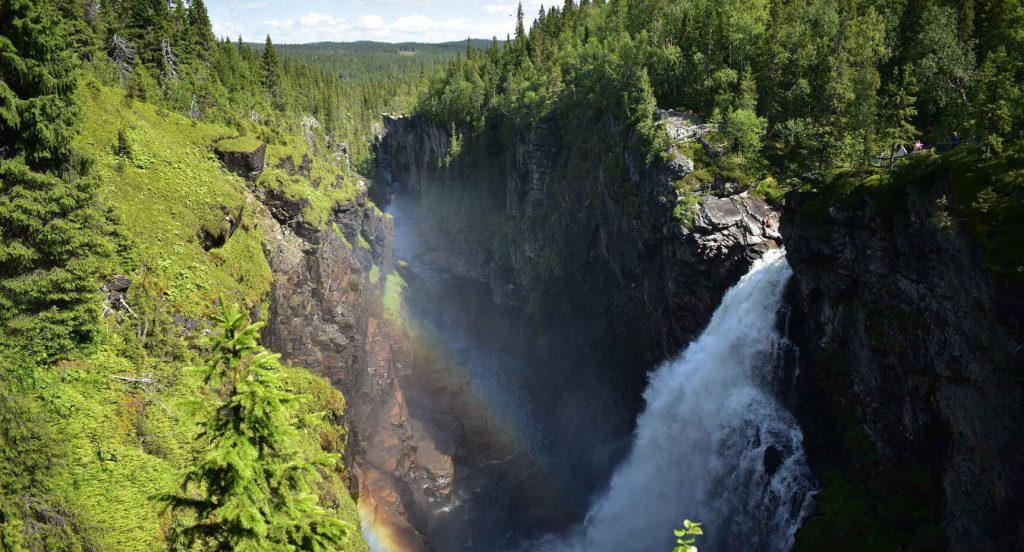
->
xmin=782 ymin=181 xmax=1024 ymax=550
xmin=251 ymin=161 xmax=449 ymax=550
xmin=376 ymin=112 xmax=781 ymax=385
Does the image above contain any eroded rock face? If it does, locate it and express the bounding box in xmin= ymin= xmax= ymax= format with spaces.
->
xmin=375 ymin=114 xmax=451 ymax=191
xmin=256 ymin=186 xmax=453 ymax=551
xmin=783 ymin=182 xmax=1024 ymax=550
xmin=375 ymin=112 xmax=780 ymax=380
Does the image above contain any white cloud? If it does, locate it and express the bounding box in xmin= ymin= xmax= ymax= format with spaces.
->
xmin=392 ymin=14 xmax=468 ymax=34
xmin=484 ymin=3 xmax=517 ymax=15
xmin=299 ymin=12 xmax=351 ymax=29
xmin=211 ymin=1 xmax=535 ymax=44
xmin=263 ymin=18 xmax=294 ymax=30
xmin=357 ymin=15 xmax=386 ymax=30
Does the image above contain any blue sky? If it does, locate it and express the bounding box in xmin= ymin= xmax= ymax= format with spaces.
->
xmin=208 ymin=0 xmax=547 ymax=44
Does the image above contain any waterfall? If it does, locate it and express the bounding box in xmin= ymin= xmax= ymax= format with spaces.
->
xmin=547 ymin=249 xmax=816 ymax=552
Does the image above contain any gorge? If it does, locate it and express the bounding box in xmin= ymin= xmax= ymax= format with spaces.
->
xmin=3 ymin=2 xmax=1024 ymax=551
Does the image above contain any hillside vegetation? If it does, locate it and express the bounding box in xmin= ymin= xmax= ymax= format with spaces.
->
xmin=0 ymin=0 xmax=440 ymax=549
xmin=418 ymin=0 xmax=1023 ymax=284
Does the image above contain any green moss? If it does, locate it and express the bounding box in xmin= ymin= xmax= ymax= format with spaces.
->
xmin=797 ymin=469 xmax=946 ymax=552
xmin=255 ymin=133 xmax=364 ymax=231
xmin=748 ymin=176 xmax=794 ymax=206
xmin=369 ymin=264 xmax=381 ymax=285
xmin=214 ymin=135 xmax=263 ymax=153
xmin=76 ymin=85 xmax=272 ymax=320
xmin=27 ymin=346 xmax=368 ymax=552
xmin=56 ymin=83 xmax=370 ymax=551
xmin=358 ymin=234 xmax=372 ymax=251
xmin=673 ymin=181 xmax=702 ymax=228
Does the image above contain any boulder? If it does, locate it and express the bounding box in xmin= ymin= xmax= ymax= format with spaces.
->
xmin=666 ymin=147 xmax=695 ymax=179
xmin=101 ymin=275 xmax=132 ymax=293
xmin=198 ymin=204 xmax=244 ymax=251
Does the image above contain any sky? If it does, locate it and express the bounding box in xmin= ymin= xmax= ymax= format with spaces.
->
xmin=208 ymin=0 xmax=549 ymax=45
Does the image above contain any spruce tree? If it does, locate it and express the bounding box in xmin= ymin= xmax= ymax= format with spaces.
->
xmin=262 ymin=35 xmax=283 ymax=105
xmin=187 ymin=0 xmax=217 ymax=62
xmin=881 ymin=66 xmax=919 ymax=163
xmin=0 ymin=0 xmax=110 ymax=361
xmin=122 ymin=0 xmax=170 ymax=69
xmin=971 ymin=47 xmax=1021 ymax=155
xmin=162 ymin=303 xmax=349 ymax=551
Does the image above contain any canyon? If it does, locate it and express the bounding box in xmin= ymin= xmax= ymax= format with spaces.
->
xmin=235 ymin=109 xmax=1023 ymax=551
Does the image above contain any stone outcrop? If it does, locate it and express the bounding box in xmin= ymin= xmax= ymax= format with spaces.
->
xmin=375 ymin=111 xmax=780 ymax=384
xmin=782 ymin=181 xmax=1024 ymax=550
xmin=216 ymin=142 xmax=266 ymax=180
xmin=198 ymin=204 xmax=244 ymax=251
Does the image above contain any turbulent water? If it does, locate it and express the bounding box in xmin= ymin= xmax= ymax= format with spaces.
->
xmin=544 ymin=248 xmax=817 ymax=552
xmin=384 ymin=191 xmax=814 ymax=551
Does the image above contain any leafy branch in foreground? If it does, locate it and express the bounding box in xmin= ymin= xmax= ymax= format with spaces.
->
xmin=161 ymin=302 xmax=349 ymax=551
xmin=672 ymin=519 xmax=703 ymax=552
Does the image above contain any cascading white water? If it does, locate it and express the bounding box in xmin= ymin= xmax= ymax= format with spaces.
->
xmin=551 ymin=248 xmax=816 ymax=552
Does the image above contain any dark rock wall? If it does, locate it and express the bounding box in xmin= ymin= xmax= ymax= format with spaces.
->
xmin=376 ymin=114 xmax=781 ymax=387
xmin=783 ymin=181 xmax=1024 ymax=550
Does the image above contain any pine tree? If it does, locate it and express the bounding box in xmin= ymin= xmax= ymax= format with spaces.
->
xmin=0 ymin=0 xmax=110 ymax=360
xmin=162 ymin=303 xmax=350 ymax=551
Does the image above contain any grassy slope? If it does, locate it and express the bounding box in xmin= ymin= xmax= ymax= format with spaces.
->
xmin=32 ymin=81 xmax=371 ymax=551
xmin=77 ymin=81 xmax=271 ymax=320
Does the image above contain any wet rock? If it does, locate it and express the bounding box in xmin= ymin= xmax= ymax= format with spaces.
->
xmin=257 ymin=183 xmax=444 ymax=548
xmin=375 ymin=110 xmax=781 ymax=382
xmin=763 ymin=445 xmax=783 ymax=477
xmin=374 ymin=114 xmax=452 ymax=192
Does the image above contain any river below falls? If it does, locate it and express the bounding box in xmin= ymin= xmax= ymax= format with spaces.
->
xmin=379 ymin=193 xmax=637 ymax=551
